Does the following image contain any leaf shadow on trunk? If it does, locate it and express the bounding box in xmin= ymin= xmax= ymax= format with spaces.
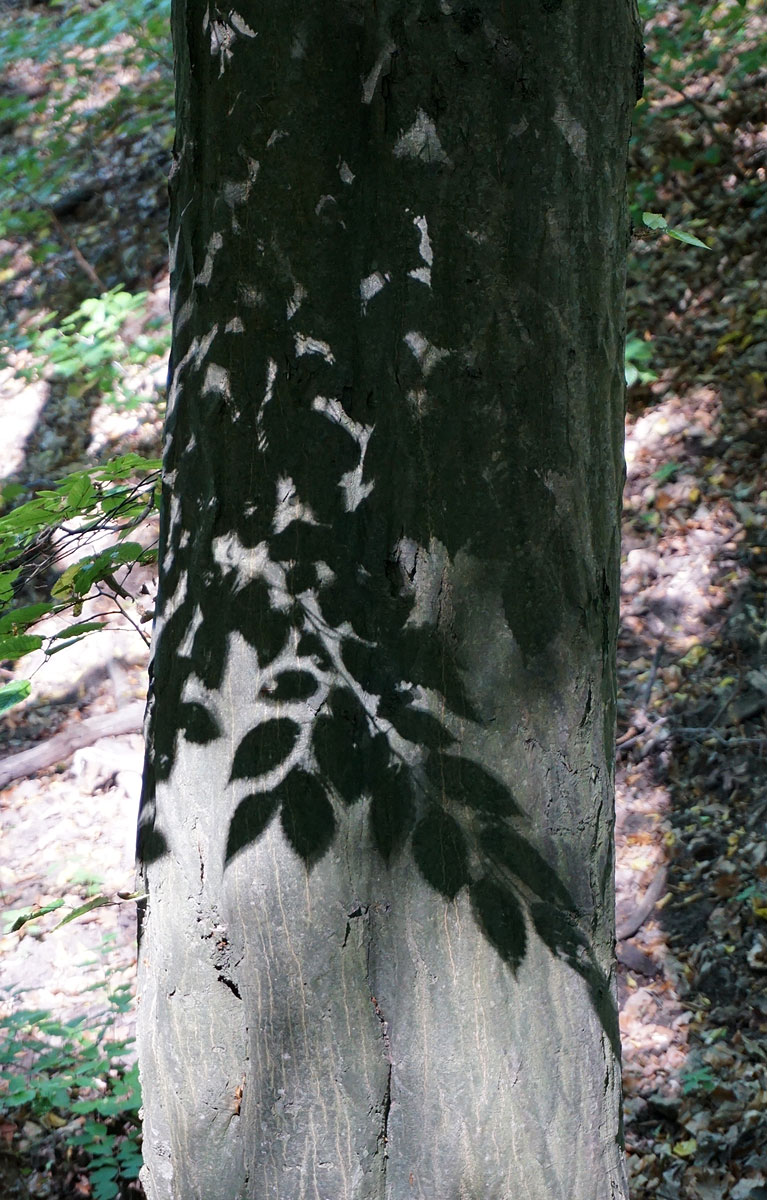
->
xmin=138 ymin=9 xmax=620 ymax=1049
xmin=136 ymin=315 xmax=618 ymax=1059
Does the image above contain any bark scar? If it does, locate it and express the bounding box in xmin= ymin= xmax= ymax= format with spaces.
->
xmin=370 ymin=995 xmax=393 ymax=1157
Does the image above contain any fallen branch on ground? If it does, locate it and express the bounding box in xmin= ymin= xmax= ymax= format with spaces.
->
xmin=0 ymin=701 xmax=144 ymax=790
xmin=617 ymin=866 xmax=669 ymax=942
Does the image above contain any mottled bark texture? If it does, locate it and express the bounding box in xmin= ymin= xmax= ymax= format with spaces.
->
xmin=137 ymin=3 xmax=642 ymax=1197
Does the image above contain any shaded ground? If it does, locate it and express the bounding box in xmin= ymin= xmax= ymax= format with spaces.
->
xmin=614 ymin=24 xmax=767 ymax=1194
xmin=1 ymin=2 xmax=766 ymax=1197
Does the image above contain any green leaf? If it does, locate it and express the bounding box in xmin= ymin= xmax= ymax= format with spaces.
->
xmin=96 ymin=453 xmax=161 ymax=480
xmin=52 ymin=542 xmax=147 ymax=599
xmin=0 ymin=633 xmax=43 ymax=661
xmin=52 ymin=562 xmax=87 ymax=600
xmin=89 ymin=1165 xmax=119 ymax=1200
xmin=51 ymin=621 xmax=105 ymax=639
xmin=652 ymin=460 xmax=679 ymax=484
xmin=0 ymin=678 xmax=31 ymax=713
xmin=91 ymin=1094 xmax=128 ymax=1116
xmin=0 ymin=568 xmax=21 ymax=604
xmin=2 ymin=1085 xmax=36 ymax=1106
xmin=10 ymin=899 xmax=66 ymax=932
xmin=0 ymin=602 xmax=53 ymax=633
xmin=47 ymin=634 xmax=94 ymax=655
xmin=62 ymin=473 xmax=96 ymax=512
xmin=54 ymin=895 xmax=111 ymax=929
xmin=0 ymin=496 xmax=62 ymax=539
xmin=642 ymin=211 xmax=668 ymax=231
xmin=0 ymin=480 xmax=24 ymax=504
xmin=668 ymin=228 xmax=711 ymax=250
xmin=70 ymin=1097 xmax=104 ymax=1114
xmin=642 ymin=211 xmax=710 ymax=251
xmin=624 ymin=335 xmax=653 ymax=365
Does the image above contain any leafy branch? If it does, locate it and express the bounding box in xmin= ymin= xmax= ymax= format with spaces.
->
xmin=0 ymin=453 xmax=160 ymax=713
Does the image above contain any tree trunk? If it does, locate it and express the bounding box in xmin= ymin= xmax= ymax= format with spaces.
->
xmin=137 ymin=3 xmax=642 ymax=1198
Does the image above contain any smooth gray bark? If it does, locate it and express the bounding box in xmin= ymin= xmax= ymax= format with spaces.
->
xmin=137 ymin=3 xmax=642 ymax=1198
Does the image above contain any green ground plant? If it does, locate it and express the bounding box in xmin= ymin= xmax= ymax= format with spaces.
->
xmin=625 ymin=333 xmax=658 ymax=388
xmin=0 ymin=0 xmax=172 ymax=261
xmin=0 ymin=962 xmax=141 ymax=1200
xmin=624 ymin=0 xmax=763 ymax=390
xmin=632 ymin=0 xmax=762 ymax=223
xmin=3 ymin=286 xmax=170 ymax=410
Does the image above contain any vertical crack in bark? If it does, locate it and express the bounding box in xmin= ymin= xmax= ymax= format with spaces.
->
xmin=381 ymin=1060 xmax=392 ymax=1167
xmin=370 ymin=994 xmax=393 ymax=1166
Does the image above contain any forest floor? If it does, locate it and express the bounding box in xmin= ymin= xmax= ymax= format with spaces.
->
xmin=1 ymin=3 xmax=767 ymax=1198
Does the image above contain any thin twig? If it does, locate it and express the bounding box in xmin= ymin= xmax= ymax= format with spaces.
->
xmin=49 ymin=210 xmax=105 ymax=290
xmin=4 ymin=176 xmax=105 ymax=289
xmin=640 ymin=642 xmax=664 ymax=710
xmin=94 ymin=586 xmax=151 ymax=646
